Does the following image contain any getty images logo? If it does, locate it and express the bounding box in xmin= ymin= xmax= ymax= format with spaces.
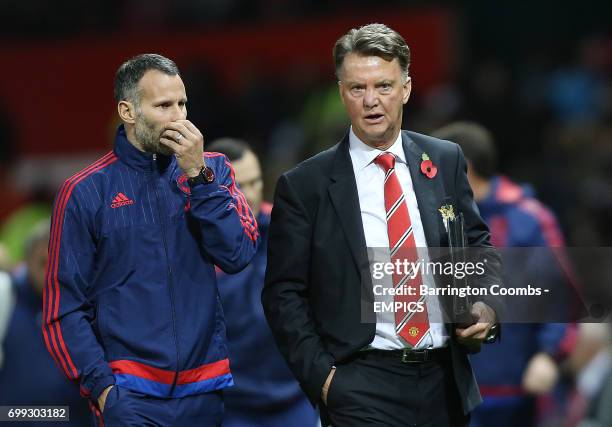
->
xmin=110 ymin=192 xmax=135 ymax=209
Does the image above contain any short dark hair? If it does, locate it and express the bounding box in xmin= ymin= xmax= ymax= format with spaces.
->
xmin=333 ymin=23 xmax=410 ymax=80
xmin=207 ymin=138 xmax=251 ymax=162
xmin=432 ymin=121 xmax=498 ymax=179
xmin=114 ymin=54 xmax=180 ymax=103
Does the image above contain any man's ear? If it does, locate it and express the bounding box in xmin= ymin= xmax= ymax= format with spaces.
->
xmin=402 ymin=77 xmax=412 ymax=105
xmin=118 ymin=100 xmax=136 ymax=124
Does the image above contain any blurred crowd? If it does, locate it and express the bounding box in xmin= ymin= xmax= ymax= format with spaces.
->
xmin=0 ymin=1 xmax=611 ymax=426
xmin=0 ymin=0 xmax=418 ymax=39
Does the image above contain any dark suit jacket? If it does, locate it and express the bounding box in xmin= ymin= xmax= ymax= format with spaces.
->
xmin=262 ymin=130 xmax=502 ymax=414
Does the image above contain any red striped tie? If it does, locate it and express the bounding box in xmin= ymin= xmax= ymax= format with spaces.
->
xmin=374 ymin=152 xmax=430 ymax=347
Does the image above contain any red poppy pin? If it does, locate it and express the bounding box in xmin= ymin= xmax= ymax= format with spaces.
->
xmin=420 ymin=153 xmax=437 ymax=179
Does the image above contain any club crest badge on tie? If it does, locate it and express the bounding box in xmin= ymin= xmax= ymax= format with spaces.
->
xmin=408 ymin=326 xmax=420 ymax=337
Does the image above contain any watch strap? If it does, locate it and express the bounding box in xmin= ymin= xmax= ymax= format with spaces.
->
xmin=187 ymin=166 xmax=215 ymax=187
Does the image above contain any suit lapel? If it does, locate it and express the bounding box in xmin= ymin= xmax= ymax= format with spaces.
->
xmin=326 ymin=132 xmax=442 ymax=287
xmin=328 ymin=136 xmax=370 ymax=276
xmin=402 ymin=132 xmax=442 ymax=247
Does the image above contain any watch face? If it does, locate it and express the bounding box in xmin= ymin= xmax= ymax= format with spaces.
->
xmin=188 ymin=167 xmax=214 ymax=187
xmin=203 ymin=167 xmax=214 ymax=182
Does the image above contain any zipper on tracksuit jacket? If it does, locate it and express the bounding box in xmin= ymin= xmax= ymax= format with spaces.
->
xmin=151 ymin=155 xmax=181 ymax=396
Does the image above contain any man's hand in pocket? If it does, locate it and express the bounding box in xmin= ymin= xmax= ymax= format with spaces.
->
xmin=321 ymin=367 xmax=337 ymax=405
xmin=98 ymin=385 xmax=114 ymax=412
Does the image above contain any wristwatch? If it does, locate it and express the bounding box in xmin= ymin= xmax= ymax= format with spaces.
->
xmin=187 ymin=166 xmax=215 ymax=187
xmin=484 ymin=323 xmax=500 ymax=344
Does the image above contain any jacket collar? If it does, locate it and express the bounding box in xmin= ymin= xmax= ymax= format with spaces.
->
xmin=329 ymin=130 xmax=442 ymax=255
xmin=329 ymin=133 xmax=370 ymax=275
xmin=113 ymin=125 xmax=173 ymax=172
xmin=348 ymin=127 xmax=406 ymax=171
xmin=400 ymin=131 xmax=441 ymax=248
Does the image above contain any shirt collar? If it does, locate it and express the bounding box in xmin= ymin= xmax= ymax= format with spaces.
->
xmin=348 ymin=127 xmax=405 ymax=171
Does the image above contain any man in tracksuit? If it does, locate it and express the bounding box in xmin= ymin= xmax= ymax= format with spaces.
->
xmin=208 ymin=139 xmax=318 ymax=427
xmin=43 ymin=54 xmax=259 ymax=426
xmin=433 ymin=122 xmax=572 ymax=427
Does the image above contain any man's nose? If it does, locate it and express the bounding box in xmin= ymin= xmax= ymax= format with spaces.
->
xmin=363 ymin=88 xmax=379 ymax=109
xmin=170 ymin=104 xmax=187 ymax=121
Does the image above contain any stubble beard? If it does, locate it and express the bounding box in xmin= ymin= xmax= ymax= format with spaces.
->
xmin=134 ymin=111 xmax=173 ymax=156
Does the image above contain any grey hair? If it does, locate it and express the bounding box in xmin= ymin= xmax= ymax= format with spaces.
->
xmin=114 ymin=53 xmax=180 ymax=104
xmin=333 ymin=23 xmax=410 ymax=81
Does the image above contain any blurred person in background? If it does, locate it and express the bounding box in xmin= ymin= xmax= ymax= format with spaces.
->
xmin=44 ymin=53 xmax=258 ymax=427
xmin=566 ymin=323 xmax=612 ymax=427
xmin=208 ymin=138 xmax=318 ymax=427
xmin=0 ymin=188 xmax=53 ymax=268
xmin=0 ymin=266 xmax=13 ymax=369
xmin=433 ymin=122 xmax=573 ymax=427
xmin=0 ymin=245 xmax=10 ymax=271
xmin=263 ymin=23 xmax=502 ymax=427
xmin=0 ymin=220 xmax=91 ymax=425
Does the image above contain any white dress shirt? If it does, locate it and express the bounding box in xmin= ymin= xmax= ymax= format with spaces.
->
xmin=348 ymin=127 xmax=449 ymax=350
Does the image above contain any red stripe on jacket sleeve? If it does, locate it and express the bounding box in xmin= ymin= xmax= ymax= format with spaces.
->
xmin=223 ymin=159 xmax=258 ymax=242
xmin=203 ymin=152 xmax=258 ymax=242
xmin=43 ymin=152 xmax=117 ymax=381
xmin=517 ymin=199 xmax=565 ymax=247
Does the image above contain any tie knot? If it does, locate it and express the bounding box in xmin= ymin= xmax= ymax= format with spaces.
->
xmin=374 ymin=152 xmax=396 ymax=172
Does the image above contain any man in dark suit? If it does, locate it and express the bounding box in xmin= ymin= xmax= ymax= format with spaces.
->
xmin=262 ymin=23 xmax=501 ymax=427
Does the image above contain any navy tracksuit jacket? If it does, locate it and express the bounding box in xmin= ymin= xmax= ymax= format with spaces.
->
xmin=217 ymin=202 xmax=318 ymax=426
xmin=470 ymin=176 xmax=571 ymax=427
xmin=43 ymin=126 xmax=259 ymax=411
